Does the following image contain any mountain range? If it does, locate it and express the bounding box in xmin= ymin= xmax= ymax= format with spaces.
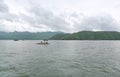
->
xmin=50 ymin=31 xmax=120 ymax=40
xmin=1 ymin=31 xmax=120 ymax=40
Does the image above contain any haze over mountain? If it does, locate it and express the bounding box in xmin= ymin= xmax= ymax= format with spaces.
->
xmin=0 ymin=0 xmax=120 ymax=33
xmin=0 ymin=31 xmax=62 ymax=40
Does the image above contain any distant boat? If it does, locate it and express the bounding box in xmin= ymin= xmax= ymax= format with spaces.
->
xmin=14 ymin=39 xmax=19 ymax=41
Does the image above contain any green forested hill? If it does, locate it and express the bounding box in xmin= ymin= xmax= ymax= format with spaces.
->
xmin=0 ymin=31 xmax=62 ymax=40
xmin=50 ymin=31 xmax=120 ymax=40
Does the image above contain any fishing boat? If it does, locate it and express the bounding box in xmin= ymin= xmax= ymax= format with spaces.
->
xmin=37 ymin=39 xmax=49 ymax=45
xmin=37 ymin=42 xmax=49 ymax=45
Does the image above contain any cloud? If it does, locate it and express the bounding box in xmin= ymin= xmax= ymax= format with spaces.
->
xmin=0 ymin=0 xmax=18 ymax=22
xmin=69 ymin=14 xmax=120 ymax=32
xmin=0 ymin=0 xmax=8 ymax=12
xmin=0 ymin=0 xmax=20 ymax=32
xmin=0 ymin=0 xmax=120 ymax=33
xmin=19 ymin=6 xmax=70 ymax=32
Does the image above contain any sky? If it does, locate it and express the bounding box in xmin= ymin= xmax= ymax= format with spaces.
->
xmin=0 ymin=0 xmax=120 ymax=33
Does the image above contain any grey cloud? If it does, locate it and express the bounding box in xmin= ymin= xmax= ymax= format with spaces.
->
xmin=0 ymin=0 xmax=18 ymax=22
xmin=0 ymin=0 xmax=9 ymax=31
xmin=20 ymin=8 xmax=120 ymax=32
xmin=74 ymin=15 xmax=119 ymax=31
xmin=0 ymin=0 xmax=9 ymax=12
xmin=30 ymin=7 xmax=69 ymax=31
xmin=0 ymin=21 xmax=5 ymax=31
xmin=0 ymin=13 xmax=18 ymax=22
xmin=0 ymin=0 xmax=20 ymax=32
xmin=20 ymin=6 xmax=69 ymax=32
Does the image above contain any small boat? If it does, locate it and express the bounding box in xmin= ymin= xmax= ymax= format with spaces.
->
xmin=37 ymin=42 xmax=49 ymax=45
xmin=37 ymin=39 xmax=49 ymax=45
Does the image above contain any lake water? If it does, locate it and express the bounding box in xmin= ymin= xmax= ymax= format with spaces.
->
xmin=0 ymin=40 xmax=120 ymax=77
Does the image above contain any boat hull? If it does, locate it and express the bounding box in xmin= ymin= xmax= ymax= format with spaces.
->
xmin=37 ymin=43 xmax=49 ymax=45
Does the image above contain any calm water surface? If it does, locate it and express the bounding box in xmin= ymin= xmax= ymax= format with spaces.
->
xmin=0 ymin=40 xmax=120 ymax=77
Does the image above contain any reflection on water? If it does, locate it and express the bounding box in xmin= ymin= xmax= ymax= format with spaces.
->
xmin=0 ymin=40 xmax=120 ymax=77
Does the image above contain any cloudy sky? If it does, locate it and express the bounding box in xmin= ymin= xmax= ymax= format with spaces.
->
xmin=0 ymin=0 xmax=120 ymax=33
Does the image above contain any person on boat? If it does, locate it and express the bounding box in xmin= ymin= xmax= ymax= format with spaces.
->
xmin=41 ymin=41 xmax=43 ymax=44
xmin=46 ymin=41 xmax=48 ymax=44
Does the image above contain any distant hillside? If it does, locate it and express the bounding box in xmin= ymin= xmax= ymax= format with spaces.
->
xmin=0 ymin=31 xmax=62 ymax=40
xmin=50 ymin=31 xmax=120 ymax=40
